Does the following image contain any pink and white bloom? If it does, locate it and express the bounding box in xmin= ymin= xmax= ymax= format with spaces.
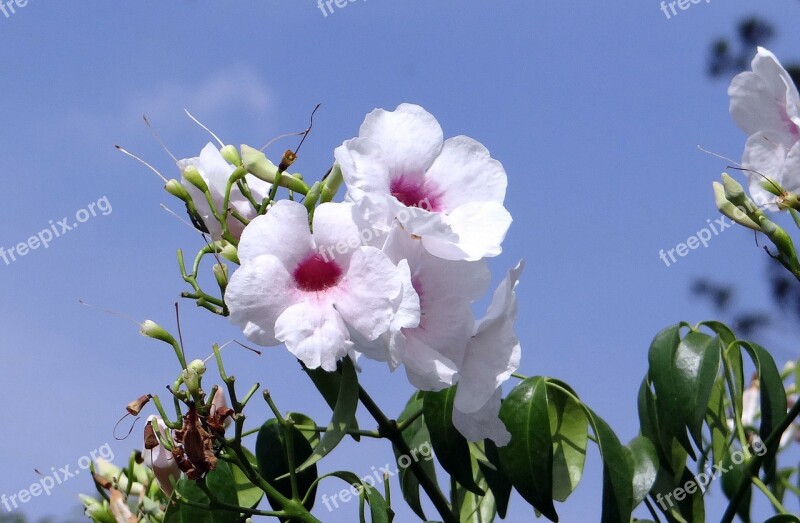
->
xmin=453 ymin=261 xmax=524 ymax=446
xmin=225 ymin=200 xmax=409 ymax=371
xmin=143 ymin=415 xmax=182 ymax=497
xmin=729 ymin=47 xmax=800 ymax=210
xmin=355 ymin=224 xmax=490 ymax=388
xmin=334 ymin=104 xmax=512 ymax=261
xmin=178 ymin=143 xmax=272 ymax=239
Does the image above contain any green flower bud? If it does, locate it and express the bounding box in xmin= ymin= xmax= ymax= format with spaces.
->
xmin=321 ymin=163 xmax=344 ymax=203
xmin=187 ymin=358 xmax=207 ymax=376
xmin=220 ymin=144 xmax=241 ymax=166
xmin=182 ymin=165 xmax=209 ymax=193
xmin=215 ymin=240 xmax=240 ymax=264
xmin=213 ymin=263 xmax=229 ymax=288
xmin=721 ymin=173 xmax=752 ymax=208
xmin=140 ymin=320 xmax=178 ymax=346
xmin=304 ymin=181 xmax=322 ymax=212
xmin=713 ymin=182 xmax=763 ymax=231
xmin=165 ymin=179 xmax=192 ymax=203
xmin=241 ymin=144 xmax=309 ymax=194
xmin=241 ymin=144 xmax=279 ymax=183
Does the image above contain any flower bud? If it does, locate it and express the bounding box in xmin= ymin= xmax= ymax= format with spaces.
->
xmin=182 ymin=165 xmax=209 ymax=193
xmin=713 ymin=182 xmax=762 ymax=231
xmin=165 ymin=179 xmax=192 ymax=203
xmin=213 ymin=263 xmax=229 ymax=289
xmin=140 ymin=321 xmax=178 ymax=346
xmin=241 ymin=144 xmax=308 ymax=193
xmin=220 ymin=144 xmax=241 ymax=166
xmin=215 ymin=240 xmax=240 ymax=264
xmin=241 ymin=144 xmax=279 ymax=183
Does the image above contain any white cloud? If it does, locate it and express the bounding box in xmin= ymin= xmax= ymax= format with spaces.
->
xmin=130 ymin=63 xmax=274 ymax=124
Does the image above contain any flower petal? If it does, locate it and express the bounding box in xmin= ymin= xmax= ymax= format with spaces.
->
xmin=226 ymin=254 xmax=299 ymax=346
xmin=275 ymin=300 xmax=353 ymax=371
xmin=335 ymin=247 xmax=403 ymax=340
xmin=238 ymin=200 xmax=313 ymax=266
xmin=452 ymin=387 xmax=511 ymax=446
xmin=422 ymin=201 xmax=512 ymax=261
xmin=357 ymin=103 xmax=444 ymax=175
xmin=425 ymin=136 xmax=507 ymax=210
xmin=455 ymin=261 xmax=524 ymax=414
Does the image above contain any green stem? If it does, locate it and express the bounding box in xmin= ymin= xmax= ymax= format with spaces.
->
xmin=721 ymin=399 xmax=800 ymax=522
xmin=752 ymin=476 xmax=789 ymax=514
xmin=357 ymin=386 xmax=458 ymax=523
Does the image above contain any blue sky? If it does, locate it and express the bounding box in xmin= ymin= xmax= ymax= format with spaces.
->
xmin=1 ymin=1 xmax=799 ymax=521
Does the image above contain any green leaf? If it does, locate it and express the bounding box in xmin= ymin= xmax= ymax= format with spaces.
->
xmin=287 ymin=412 xmax=321 ymax=447
xmin=255 ymin=418 xmax=318 ymax=512
xmin=739 ymin=341 xmax=787 ymax=483
xmin=547 ymin=381 xmax=589 ymax=502
xmin=704 ymin=376 xmax=731 ymax=473
xmin=627 ymin=435 xmax=658 ymax=508
xmin=720 ymin=446 xmax=752 ymax=522
xmin=648 ymin=325 xmax=696 ymax=460
xmin=423 ymin=386 xmax=485 ymax=495
xmin=478 ymin=440 xmax=512 ymax=519
xmin=304 ymin=361 xmax=361 ymax=440
xmin=583 ymin=407 xmax=635 ymax=523
xmin=313 ymin=471 xmax=392 ymax=523
xmin=231 ymin=448 xmax=263 ymax=509
xmin=497 ymin=376 xmax=557 ymax=521
xmin=294 ymin=357 xmax=359 ymax=474
xmin=164 ymin=461 xmax=241 ymax=523
xmin=453 ymin=459 xmax=497 ymax=523
xmin=764 ymin=516 xmax=800 ymax=523
xmin=685 ymin=335 xmax=722 ymax=448
xmin=649 ymin=465 xmax=705 ymax=523
xmin=394 ymin=391 xmax=438 ymax=521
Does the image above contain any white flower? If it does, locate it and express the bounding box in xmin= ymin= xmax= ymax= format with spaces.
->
xmin=452 ymin=261 xmax=524 ymax=446
xmin=178 ymin=143 xmax=271 ymax=239
xmin=729 ymin=47 xmax=800 ymax=210
xmin=355 ymin=224 xmax=490 ymax=387
xmin=334 ymin=104 xmax=512 ymax=261
xmin=143 ymin=415 xmax=181 ymax=497
xmin=225 ymin=200 xmax=407 ymax=371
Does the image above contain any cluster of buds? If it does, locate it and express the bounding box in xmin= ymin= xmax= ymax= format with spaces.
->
xmin=79 ymin=456 xmax=166 ymax=523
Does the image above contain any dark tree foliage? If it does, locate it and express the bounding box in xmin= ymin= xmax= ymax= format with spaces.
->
xmin=707 ymin=16 xmax=800 ymax=87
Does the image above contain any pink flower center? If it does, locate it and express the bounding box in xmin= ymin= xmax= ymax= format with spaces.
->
xmin=390 ymin=176 xmax=442 ymax=211
xmin=293 ymin=253 xmax=343 ymax=292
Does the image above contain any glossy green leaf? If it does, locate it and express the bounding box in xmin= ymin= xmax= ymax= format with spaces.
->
xmin=627 ymin=435 xmax=658 ymax=508
xmin=647 ymin=325 xmax=696 ymax=460
xmin=764 ymin=516 xmax=800 ymax=523
xmin=423 ymin=386 xmax=484 ymax=495
xmin=720 ymin=447 xmax=752 ymax=522
xmin=650 ymin=465 xmax=705 ymax=523
xmin=255 ymin=418 xmax=318 ymax=512
xmin=313 ymin=471 xmax=392 ymax=523
xmin=304 ymin=361 xmax=361 ymax=440
xmin=739 ymin=341 xmax=787 ymax=483
xmin=453 ymin=460 xmax=497 ymax=523
xmin=231 ymin=448 xmax=263 ymax=509
xmin=704 ymin=376 xmax=730 ymax=473
xmin=547 ymin=381 xmax=589 ymax=503
xmin=497 ymin=376 xmax=557 ymax=521
xmin=394 ymin=391 xmax=437 ymax=521
xmin=478 ymin=440 xmax=512 ymax=519
xmin=164 ymin=461 xmax=240 ymax=523
xmin=583 ymin=407 xmax=635 ymax=523
xmin=295 ymin=357 xmax=359 ymax=474
xmin=287 ymin=412 xmax=320 ymax=447
xmin=684 ymin=334 xmax=722 ymax=447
